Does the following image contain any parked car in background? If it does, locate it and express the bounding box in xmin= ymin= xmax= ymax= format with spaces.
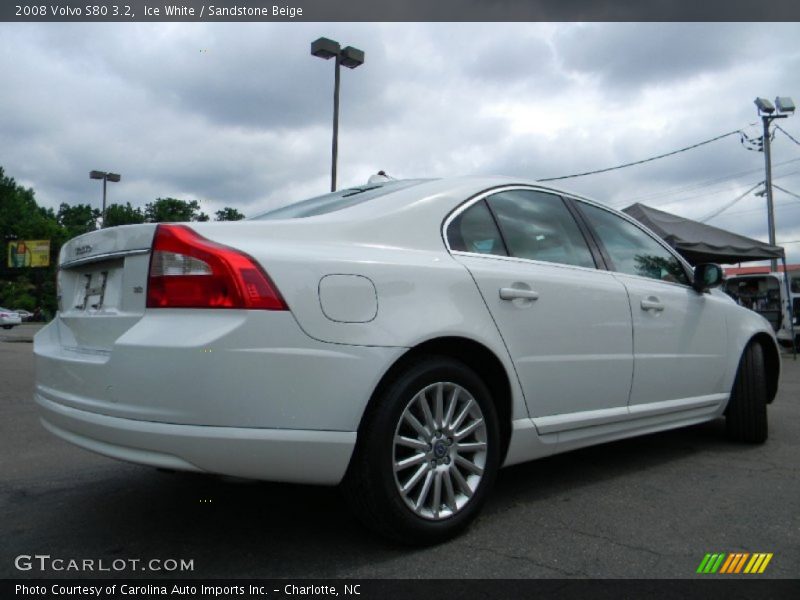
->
xmin=724 ymin=272 xmax=799 ymax=349
xmin=0 ymin=307 xmax=22 ymax=329
xmin=14 ymin=309 xmax=33 ymax=321
xmin=34 ymin=177 xmax=781 ymax=544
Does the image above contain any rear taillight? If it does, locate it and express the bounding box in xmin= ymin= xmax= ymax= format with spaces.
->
xmin=146 ymin=224 xmax=287 ymax=310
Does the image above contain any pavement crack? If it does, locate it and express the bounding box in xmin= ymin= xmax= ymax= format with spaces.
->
xmin=465 ymin=543 xmax=587 ymax=577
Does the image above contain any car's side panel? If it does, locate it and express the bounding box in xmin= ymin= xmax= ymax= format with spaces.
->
xmin=187 ymin=230 xmax=534 ymax=426
xmin=614 ymin=273 xmax=729 ymax=407
xmin=454 ymin=253 xmax=635 ymax=418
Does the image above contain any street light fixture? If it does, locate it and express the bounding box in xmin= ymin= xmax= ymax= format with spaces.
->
xmin=775 ymin=97 xmax=795 ymax=114
xmin=90 ymin=170 xmax=121 ymax=228
xmin=311 ymin=37 xmax=365 ymax=192
xmin=754 ymin=96 xmax=794 ymax=271
xmin=754 ymin=97 xmax=775 ymax=114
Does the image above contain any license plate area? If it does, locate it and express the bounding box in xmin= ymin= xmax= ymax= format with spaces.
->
xmin=77 ymin=270 xmax=108 ymax=310
xmin=66 ymin=259 xmax=125 ymax=313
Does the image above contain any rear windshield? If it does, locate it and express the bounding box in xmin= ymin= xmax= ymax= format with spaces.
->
xmin=250 ymin=179 xmax=429 ymax=220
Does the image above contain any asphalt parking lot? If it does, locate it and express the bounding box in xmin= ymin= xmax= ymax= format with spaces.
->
xmin=1 ymin=323 xmax=798 ymax=579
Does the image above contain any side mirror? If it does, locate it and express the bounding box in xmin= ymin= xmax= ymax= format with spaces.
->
xmin=693 ymin=263 xmax=724 ymax=293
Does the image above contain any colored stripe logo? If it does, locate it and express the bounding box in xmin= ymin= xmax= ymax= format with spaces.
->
xmin=697 ymin=553 xmax=773 ymax=574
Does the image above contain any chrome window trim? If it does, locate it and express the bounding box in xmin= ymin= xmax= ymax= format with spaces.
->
xmin=449 ymin=249 xmax=610 ymax=275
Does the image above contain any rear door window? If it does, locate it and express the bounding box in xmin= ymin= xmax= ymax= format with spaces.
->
xmin=485 ymin=190 xmax=596 ymax=268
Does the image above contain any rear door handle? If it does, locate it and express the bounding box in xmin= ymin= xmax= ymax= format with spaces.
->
xmin=499 ymin=288 xmax=540 ymax=301
xmin=640 ymin=297 xmax=664 ymax=311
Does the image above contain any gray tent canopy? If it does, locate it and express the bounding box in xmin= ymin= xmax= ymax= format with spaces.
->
xmin=622 ymin=202 xmax=785 ymax=265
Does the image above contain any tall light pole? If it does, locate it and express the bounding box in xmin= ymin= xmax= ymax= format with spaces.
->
xmin=311 ymin=37 xmax=365 ymax=192
xmin=89 ymin=170 xmax=121 ymax=228
xmin=755 ymin=96 xmax=795 ymax=271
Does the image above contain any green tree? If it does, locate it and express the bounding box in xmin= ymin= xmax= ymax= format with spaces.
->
xmin=0 ymin=277 xmax=36 ymax=311
xmin=57 ymin=203 xmax=100 ymax=239
xmin=215 ymin=207 xmax=246 ymax=221
xmin=0 ymin=167 xmax=63 ymax=243
xmin=145 ymin=198 xmax=209 ymax=223
xmin=105 ymin=202 xmax=145 ymax=227
xmin=634 ymin=254 xmax=688 ymax=284
xmin=0 ymin=166 xmax=65 ymax=316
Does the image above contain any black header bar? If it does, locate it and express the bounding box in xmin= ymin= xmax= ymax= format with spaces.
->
xmin=3 ymin=0 xmax=800 ymax=22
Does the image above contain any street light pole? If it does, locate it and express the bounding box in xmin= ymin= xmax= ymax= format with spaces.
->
xmin=89 ymin=170 xmax=121 ymax=228
xmin=332 ymin=55 xmax=341 ymax=193
xmin=102 ymin=176 xmax=108 ymax=222
xmin=311 ymin=37 xmax=365 ymax=193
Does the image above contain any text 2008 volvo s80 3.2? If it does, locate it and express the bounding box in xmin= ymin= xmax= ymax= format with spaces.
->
xmin=34 ymin=177 xmax=780 ymax=544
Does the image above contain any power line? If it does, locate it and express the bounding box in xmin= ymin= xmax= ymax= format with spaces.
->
xmin=711 ymin=197 xmax=800 ymax=220
xmin=620 ymin=156 xmax=800 ymax=206
xmin=776 ymin=125 xmax=800 ymax=147
xmin=699 ymin=181 xmax=764 ymax=222
xmin=773 ymin=184 xmax=800 ymax=202
xmin=617 ymin=165 xmax=800 ymax=210
xmin=537 ymin=129 xmax=744 ymax=182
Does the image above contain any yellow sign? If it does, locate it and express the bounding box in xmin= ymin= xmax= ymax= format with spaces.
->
xmin=7 ymin=240 xmax=50 ymax=268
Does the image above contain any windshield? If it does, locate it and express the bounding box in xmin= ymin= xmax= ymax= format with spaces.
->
xmin=250 ymin=179 xmax=429 ymax=220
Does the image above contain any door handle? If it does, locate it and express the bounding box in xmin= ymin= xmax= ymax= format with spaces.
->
xmin=640 ymin=297 xmax=664 ymax=311
xmin=499 ymin=287 xmax=540 ymax=301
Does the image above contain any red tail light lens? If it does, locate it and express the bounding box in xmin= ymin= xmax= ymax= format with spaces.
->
xmin=147 ymin=224 xmax=287 ymax=310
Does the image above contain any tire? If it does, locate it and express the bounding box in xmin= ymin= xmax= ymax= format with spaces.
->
xmin=726 ymin=342 xmax=768 ymax=443
xmin=2 ymin=325 xmax=12 ymax=330
xmin=343 ymin=356 xmax=500 ymax=545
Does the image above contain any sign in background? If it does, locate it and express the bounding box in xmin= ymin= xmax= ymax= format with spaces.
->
xmin=7 ymin=240 xmax=50 ymax=268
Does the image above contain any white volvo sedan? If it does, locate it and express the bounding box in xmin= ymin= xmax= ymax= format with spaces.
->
xmin=35 ymin=177 xmax=779 ymax=543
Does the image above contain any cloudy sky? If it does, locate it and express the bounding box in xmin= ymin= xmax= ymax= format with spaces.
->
xmin=3 ymin=22 xmax=800 ymax=260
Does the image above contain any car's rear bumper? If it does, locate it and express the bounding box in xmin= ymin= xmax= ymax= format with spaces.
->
xmin=34 ymin=311 xmax=404 ymax=430
xmin=36 ymin=394 xmax=356 ymax=484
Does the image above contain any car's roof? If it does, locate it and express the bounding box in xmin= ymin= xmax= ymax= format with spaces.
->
xmin=334 ymin=176 xmax=615 ymax=224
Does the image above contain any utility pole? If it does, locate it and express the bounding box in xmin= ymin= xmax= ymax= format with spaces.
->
xmin=761 ymin=114 xmax=777 ymax=272
xmin=754 ymin=96 xmax=795 ymax=272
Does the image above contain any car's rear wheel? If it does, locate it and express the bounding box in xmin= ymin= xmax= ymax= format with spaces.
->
xmin=726 ymin=342 xmax=768 ymax=443
xmin=343 ymin=356 xmax=500 ymax=545
xmin=2 ymin=325 xmax=13 ymax=330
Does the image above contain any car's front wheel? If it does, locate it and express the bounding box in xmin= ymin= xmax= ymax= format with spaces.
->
xmin=726 ymin=342 xmax=768 ymax=443
xmin=343 ymin=356 xmax=500 ymax=545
